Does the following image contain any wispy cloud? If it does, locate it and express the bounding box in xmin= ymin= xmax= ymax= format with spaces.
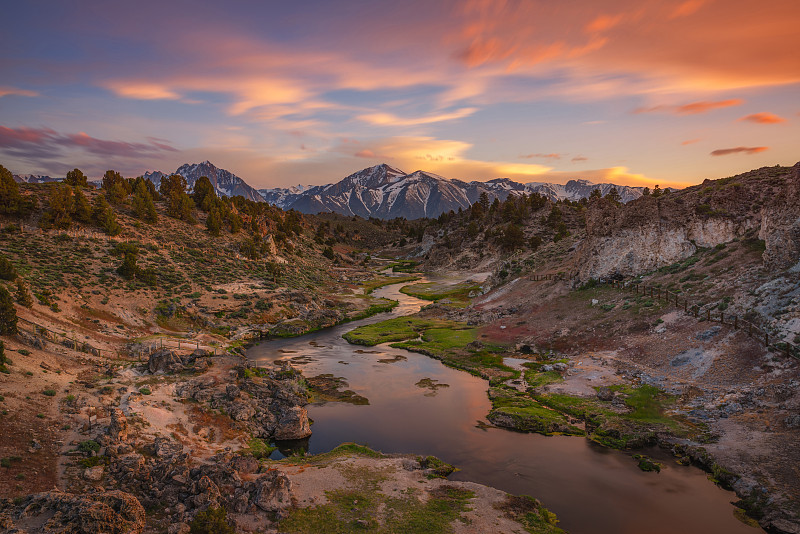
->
xmin=737 ymin=112 xmax=786 ymax=124
xmin=0 ymin=125 xmax=178 ymax=162
xmin=634 ymin=99 xmax=744 ymax=115
xmin=681 ymin=138 xmax=701 ymax=145
xmin=519 ymin=153 xmax=562 ymax=160
xmin=0 ymin=87 xmax=39 ymax=98
xmin=710 ymin=146 xmax=769 ymax=156
xmin=357 ymin=108 xmax=477 ymax=127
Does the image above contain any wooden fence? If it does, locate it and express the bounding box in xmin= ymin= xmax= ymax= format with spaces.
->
xmin=529 ymin=272 xmax=578 ymax=282
xmin=16 ymin=317 xmax=219 ymax=361
xmin=604 ymin=279 xmax=799 ymax=360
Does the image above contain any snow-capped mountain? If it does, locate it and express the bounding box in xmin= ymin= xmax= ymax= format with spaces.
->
xmin=525 ymin=179 xmax=643 ymax=203
xmin=12 ymin=174 xmax=62 ymax=184
xmin=143 ymin=161 xmax=264 ymax=202
xmin=263 ymin=164 xmax=646 ymax=219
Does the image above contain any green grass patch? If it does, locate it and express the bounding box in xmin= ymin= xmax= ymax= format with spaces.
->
xmin=400 ymin=281 xmax=481 ymax=307
xmin=343 ymin=317 xmax=443 ymax=345
xmin=488 ymin=388 xmax=583 ymax=436
xmin=280 ymin=484 xmax=475 ymax=534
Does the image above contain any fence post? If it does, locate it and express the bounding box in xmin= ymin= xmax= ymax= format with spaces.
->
xmin=748 ymin=323 xmax=752 ymax=337
xmin=765 ymin=333 xmax=769 ymax=347
xmin=734 ymin=316 xmax=738 ymax=330
xmin=706 ymin=309 xmax=711 ymax=321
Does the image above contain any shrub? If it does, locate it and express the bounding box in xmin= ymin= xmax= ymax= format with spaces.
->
xmin=189 ymin=506 xmax=235 ymax=534
xmin=78 ymin=440 xmax=101 ymax=454
xmin=43 ymin=389 xmax=56 ymax=396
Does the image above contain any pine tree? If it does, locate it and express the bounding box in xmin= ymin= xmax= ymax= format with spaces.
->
xmin=652 ymin=185 xmax=663 ymax=197
xmin=605 ymin=187 xmax=621 ymax=204
xmin=92 ymin=195 xmax=122 ymax=235
xmin=0 ymin=285 xmax=18 ymax=335
xmin=0 ymin=164 xmax=24 ymax=215
xmin=65 ymin=168 xmax=88 ymax=187
xmin=0 ymin=255 xmax=17 ymax=281
xmin=206 ymin=208 xmax=222 ymax=236
xmin=193 ymin=176 xmax=216 ymax=212
xmin=132 ymin=180 xmax=158 ymax=223
xmin=117 ymin=252 xmax=138 ymax=279
xmin=102 ymin=170 xmax=130 ymax=204
xmin=15 ymin=278 xmax=32 ymax=308
xmin=72 ymin=187 xmax=92 ymax=223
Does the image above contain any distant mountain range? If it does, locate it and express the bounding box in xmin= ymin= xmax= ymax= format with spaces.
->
xmin=260 ymin=163 xmax=647 ymax=219
xmin=12 ymin=174 xmax=62 ymax=184
xmin=14 ymin=161 xmax=649 ymax=219
xmin=143 ymin=161 xmax=264 ymax=203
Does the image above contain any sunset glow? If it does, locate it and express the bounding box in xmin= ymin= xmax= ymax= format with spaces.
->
xmin=1 ymin=0 xmax=798 ymax=188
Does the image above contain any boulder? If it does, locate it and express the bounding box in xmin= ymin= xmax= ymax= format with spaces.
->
xmin=228 ymin=400 xmax=256 ymax=422
xmin=108 ymin=408 xmax=129 ymax=442
xmin=251 ymin=471 xmax=292 ymax=512
xmin=83 ymin=466 xmax=104 ymax=481
xmin=148 ymin=349 xmax=183 ymax=374
xmin=273 ymin=406 xmax=311 ymax=440
xmin=596 ymin=386 xmax=614 ymax=401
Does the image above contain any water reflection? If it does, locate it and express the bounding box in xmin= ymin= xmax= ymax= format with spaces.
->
xmin=247 ymin=277 xmax=759 ymax=534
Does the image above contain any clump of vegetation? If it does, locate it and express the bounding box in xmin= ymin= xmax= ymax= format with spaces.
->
xmin=633 ymin=454 xmax=662 ymax=473
xmin=189 ymin=506 xmax=235 ymax=534
xmin=418 ymin=455 xmax=457 ymax=479
xmin=78 ymin=440 xmax=101 ymax=454
xmin=244 ymin=438 xmax=276 ymax=460
xmin=399 ymin=281 xmax=481 ymax=308
xmin=497 ymin=494 xmax=564 ymax=534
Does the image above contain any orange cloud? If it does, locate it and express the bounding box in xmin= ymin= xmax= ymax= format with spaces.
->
xmin=635 ymin=99 xmax=743 ymax=115
xmin=737 ymin=112 xmax=787 ymax=124
xmin=585 ymin=14 xmax=624 ymax=34
xmin=357 ymin=108 xmax=477 ymax=127
xmin=681 ymin=138 xmax=700 ymax=145
xmin=520 ymin=153 xmax=562 ymax=160
xmin=670 ymin=0 xmax=706 ymax=19
xmin=710 ymin=146 xmax=769 ymax=156
xmin=0 ymin=87 xmax=38 ymax=98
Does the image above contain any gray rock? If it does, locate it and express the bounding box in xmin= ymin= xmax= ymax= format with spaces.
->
xmin=228 ymin=401 xmax=256 ymax=422
xmin=108 ymin=408 xmax=129 ymax=442
xmin=252 ymin=471 xmax=292 ymax=512
xmin=596 ymin=386 xmax=614 ymax=401
xmin=273 ymin=406 xmax=312 ymax=440
xmin=168 ymin=523 xmax=190 ymax=534
xmin=83 ymin=466 xmax=105 ymax=481
xmin=148 ymin=349 xmax=184 ymax=374
xmin=226 ymin=384 xmax=241 ymax=399
xmin=784 ymin=414 xmax=800 ymax=429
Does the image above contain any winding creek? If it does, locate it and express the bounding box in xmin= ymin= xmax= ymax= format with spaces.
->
xmin=247 ymin=275 xmax=759 ymax=534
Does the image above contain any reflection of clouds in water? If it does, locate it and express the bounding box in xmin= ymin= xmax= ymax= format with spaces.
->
xmin=246 ymin=279 xmax=750 ymax=534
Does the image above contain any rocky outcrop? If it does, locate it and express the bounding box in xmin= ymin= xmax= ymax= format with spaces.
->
xmin=174 ymin=365 xmax=311 ymax=441
xmin=577 ymin=163 xmax=800 ymax=279
xmin=104 ymin=440 xmax=293 ymax=527
xmin=0 ymin=490 xmax=145 ymax=533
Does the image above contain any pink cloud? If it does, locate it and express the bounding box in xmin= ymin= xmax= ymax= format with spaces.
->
xmin=737 ymin=112 xmax=786 ymax=124
xmin=520 ymin=153 xmax=562 ymax=160
xmin=635 ymin=99 xmax=743 ymax=115
xmin=710 ymin=146 xmax=769 ymax=156
xmin=0 ymin=125 xmax=178 ymax=162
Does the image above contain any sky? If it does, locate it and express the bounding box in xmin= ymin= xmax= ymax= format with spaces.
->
xmin=1 ymin=0 xmax=798 ymax=189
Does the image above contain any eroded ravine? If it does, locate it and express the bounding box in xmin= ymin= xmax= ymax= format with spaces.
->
xmin=247 ymin=276 xmax=759 ymax=534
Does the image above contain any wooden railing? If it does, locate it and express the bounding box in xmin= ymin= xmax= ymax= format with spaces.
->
xmin=530 ymin=272 xmax=578 ymax=282
xmin=16 ymin=317 xmax=219 ymax=360
xmin=604 ymin=279 xmax=799 ymax=360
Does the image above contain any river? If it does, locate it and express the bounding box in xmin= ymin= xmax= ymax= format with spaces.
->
xmin=246 ymin=275 xmax=758 ymax=534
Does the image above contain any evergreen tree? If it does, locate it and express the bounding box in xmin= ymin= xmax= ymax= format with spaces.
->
xmin=605 ymin=186 xmax=621 ymax=204
xmin=0 ymin=286 xmax=18 ymax=335
xmin=117 ymin=252 xmax=138 ymax=279
xmin=479 ymin=191 xmax=490 ymax=214
xmin=641 ymin=187 xmax=650 ymax=196
xmin=159 ymin=174 xmax=187 ymax=199
xmin=102 ymin=170 xmax=130 ymax=204
xmin=589 ymin=188 xmax=602 ymax=201
xmin=206 ymin=208 xmax=222 ymax=236
xmin=92 ymin=195 xmax=122 ymax=235
xmin=42 ymin=183 xmax=74 ymax=229
xmin=166 ymin=190 xmax=195 ymax=223
xmin=652 ymin=185 xmax=663 ymax=197
xmin=0 ymin=255 xmax=17 ymax=281
xmin=15 ymin=278 xmax=32 ymax=308
xmin=193 ymin=176 xmax=216 ymax=212
xmin=132 ymin=180 xmax=158 ymax=223
xmin=0 ymin=164 xmax=24 ymax=215
xmin=65 ymin=168 xmax=88 ymax=187
xmin=72 ymin=187 xmax=92 ymax=223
